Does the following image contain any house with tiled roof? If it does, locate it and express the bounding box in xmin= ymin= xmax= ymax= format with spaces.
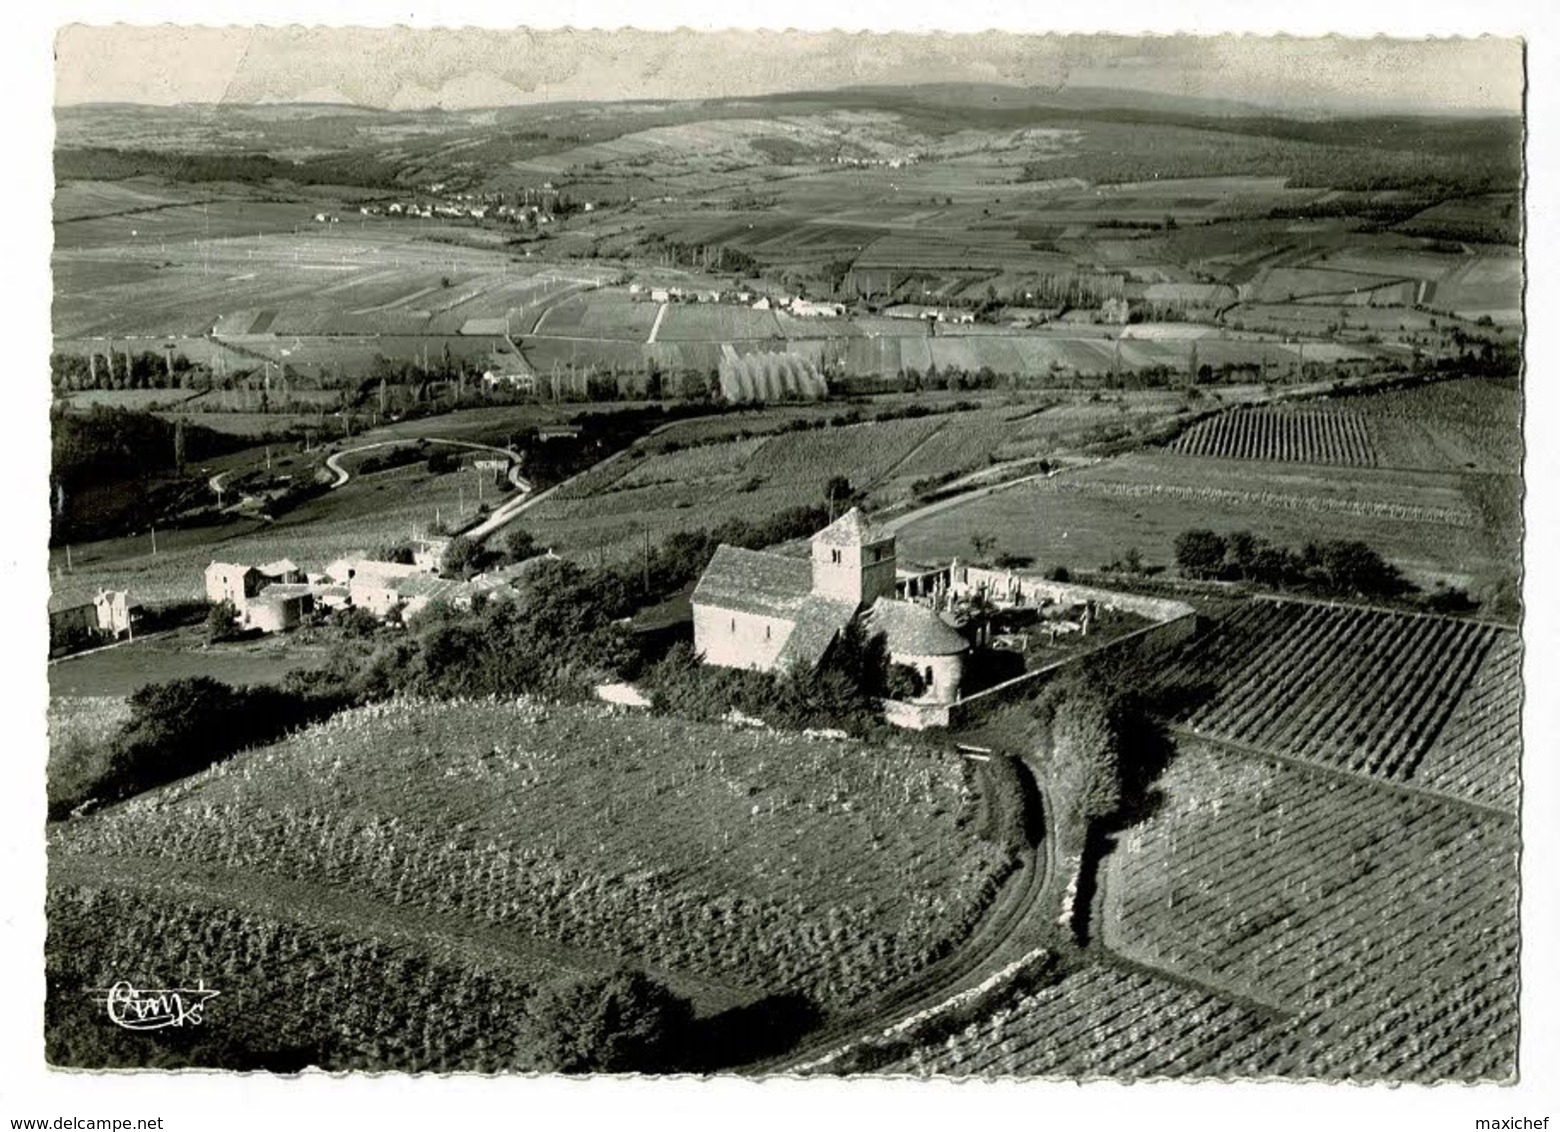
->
xmin=692 ymin=508 xmax=969 ymax=704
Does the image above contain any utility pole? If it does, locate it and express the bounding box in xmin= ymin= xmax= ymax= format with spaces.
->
xmin=150 ymin=524 xmax=158 ymax=557
xmin=65 ymin=544 xmax=72 ymax=573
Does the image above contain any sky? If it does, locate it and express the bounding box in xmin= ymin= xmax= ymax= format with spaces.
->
xmin=54 ymin=27 xmax=1524 ymax=116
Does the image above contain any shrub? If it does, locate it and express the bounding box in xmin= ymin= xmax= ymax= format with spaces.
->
xmin=1174 ymin=529 xmax=1228 ymax=579
xmin=83 ymin=678 xmax=341 ymax=811
xmin=502 ymin=525 xmax=539 ymax=563
xmin=204 ymin=600 xmax=241 ymax=644
xmin=528 ymin=967 xmax=694 ymax=1073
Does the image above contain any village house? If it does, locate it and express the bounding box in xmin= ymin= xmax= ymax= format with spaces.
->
xmin=93 ymin=589 xmax=142 ymax=638
xmin=483 ymin=369 xmax=538 ymax=394
xmin=48 ymin=601 xmax=99 ymax=653
xmin=790 ymin=299 xmax=844 ymax=318
xmin=691 ymin=508 xmax=969 ymax=704
xmin=205 ymin=561 xmax=266 ymax=608
xmin=326 ymin=556 xmax=426 ymax=618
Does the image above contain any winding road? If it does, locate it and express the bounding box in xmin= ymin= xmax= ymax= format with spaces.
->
xmin=322 ymin=437 xmax=526 ymax=491
xmin=743 ymin=753 xmax=1060 ymax=1074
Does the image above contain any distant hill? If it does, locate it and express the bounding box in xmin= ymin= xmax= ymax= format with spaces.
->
xmin=831 ymin=81 xmax=1278 ymax=119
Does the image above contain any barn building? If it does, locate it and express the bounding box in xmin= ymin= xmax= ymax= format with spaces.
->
xmin=691 ymin=508 xmax=968 ymax=701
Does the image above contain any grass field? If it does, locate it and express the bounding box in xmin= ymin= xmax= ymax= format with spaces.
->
xmin=48 ymin=628 xmax=331 ymax=699
xmin=896 ymin=449 xmax=1512 ymax=593
xmin=49 ymin=697 xmax=1011 ymax=1042
xmin=1098 ymin=740 xmax=1517 ymax=1081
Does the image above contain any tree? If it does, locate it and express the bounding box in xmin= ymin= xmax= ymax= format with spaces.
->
xmin=439 ymin=535 xmax=486 ymax=580
xmin=1174 ymin=529 xmax=1228 ymax=579
xmin=1318 ymin=539 xmax=1407 ymax=598
xmin=820 ymin=619 xmax=892 ymax=703
xmin=502 ymin=525 xmax=539 ymax=564
xmin=1032 ymin=682 xmax=1125 ymax=834
xmin=970 ymin=532 xmax=997 ymax=561
xmin=205 ymin=600 xmax=241 ymax=644
xmin=823 ymin=475 xmax=856 ymax=511
xmin=529 ymin=967 xmax=694 ymax=1073
xmin=1226 ymin=530 xmax=1261 ymax=578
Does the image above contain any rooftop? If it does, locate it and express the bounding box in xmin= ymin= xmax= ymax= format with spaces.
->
xmin=255 ymin=583 xmax=315 ymax=603
xmin=692 ymin=544 xmax=812 ymax=619
xmin=394 ymin=575 xmax=469 ymax=601
xmin=865 ymin=598 xmax=970 ymax=657
xmin=812 ymin=507 xmax=891 ymax=549
xmin=774 ymin=595 xmax=859 ymax=671
xmin=329 ymin=556 xmax=424 ymax=584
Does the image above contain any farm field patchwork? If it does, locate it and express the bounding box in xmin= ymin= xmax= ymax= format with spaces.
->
xmin=49 ymin=697 xmax=1012 ymax=1017
xmin=533 ymin=293 xmax=661 ymax=341
xmin=1099 ymin=740 xmax=1517 ymax=1081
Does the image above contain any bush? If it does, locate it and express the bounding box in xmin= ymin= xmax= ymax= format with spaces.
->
xmin=88 ymin=677 xmax=341 ymax=811
xmin=502 ymin=525 xmax=539 ymax=563
xmin=439 ymin=535 xmax=488 ymax=580
xmin=205 ymin=600 xmax=241 ymax=644
xmin=528 ymin=967 xmax=694 ymax=1073
xmin=1174 ymin=529 xmax=1228 ymax=579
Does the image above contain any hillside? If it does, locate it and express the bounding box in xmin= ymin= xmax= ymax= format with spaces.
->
xmin=47 ymin=697 xmax=1013 ymax=1070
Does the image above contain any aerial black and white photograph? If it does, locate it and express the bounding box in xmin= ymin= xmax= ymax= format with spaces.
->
xmin=8 ymin=7 xmax=1557 ymax=1129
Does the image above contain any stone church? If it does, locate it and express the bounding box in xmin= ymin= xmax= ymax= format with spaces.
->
xmin=691 ymin=508 xmax=969 ymax=704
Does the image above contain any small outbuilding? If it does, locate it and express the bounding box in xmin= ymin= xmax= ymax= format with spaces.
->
xmin=863 ymin=597 xmax=970 ymax=705
xmin=243 ymin=585 xmax=315 ymax=634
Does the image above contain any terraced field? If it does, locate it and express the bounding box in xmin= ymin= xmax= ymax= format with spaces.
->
xmin=1099 ymin=741 xmax=1518 ymax=1082
xmin=1153 ymin=600 xmax=1519 ymax=808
